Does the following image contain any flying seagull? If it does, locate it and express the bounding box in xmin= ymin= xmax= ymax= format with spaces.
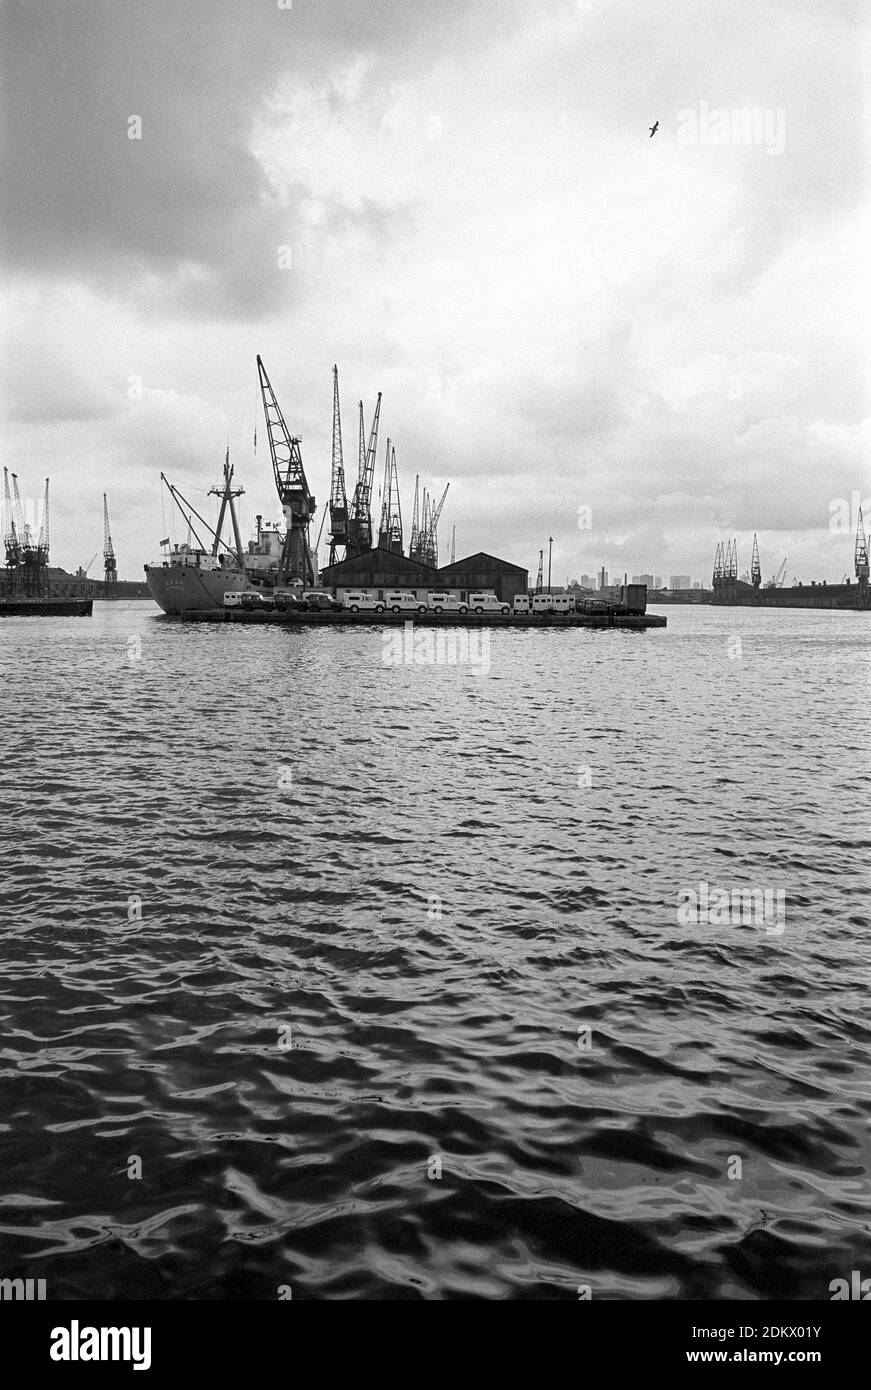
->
xmin=649 ymin=120 xmax=659 ymax=138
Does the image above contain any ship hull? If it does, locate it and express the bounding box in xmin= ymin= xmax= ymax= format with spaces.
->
xmin=712 ymin=578 xmax=869 ymax=610
xmin=144 ymin=563 xmax=248 ymax=614
xmin=0 ymin=598 xmax=93 ymax=617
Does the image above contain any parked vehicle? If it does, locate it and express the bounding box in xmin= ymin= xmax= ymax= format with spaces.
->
xmin=340 ymin=590 xmax=385 ymax=613
xmin=302 ymin=588 xmax=342 ymax=611
xmin=469 ymin=592 xmax=510 ymax=615
xmin=513 ymin=595 xmax=530 ymax=614
xmin=535 ymin=593 xmax=573 ymax=614
xmin=385 ymin=590 xmax=427 ymax=614
xmin=427 ymin=590 xmax=467 ymax=614
xmin=223 ymin=590 xmax=246 ymax=608
xmin=530 ymin=593 xmax=572 ymax=614
xmin=242 ymin=590 xmax=274 ymax=610
xmin=273 ymin=587 xmax=304 ymax=611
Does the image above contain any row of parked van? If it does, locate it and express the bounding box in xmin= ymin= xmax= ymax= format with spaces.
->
xmin=224 ymin=586 xmax=611 ymax=615
xmin=338 ymin=589 xmax=513 ymax=615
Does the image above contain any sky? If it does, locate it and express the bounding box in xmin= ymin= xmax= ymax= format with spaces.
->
xmin=1 ymin=0 xmax=869 ymax=586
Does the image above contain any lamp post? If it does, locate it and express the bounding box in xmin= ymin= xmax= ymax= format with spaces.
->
xmin=547 ymin=537 xmax=553 ymax=594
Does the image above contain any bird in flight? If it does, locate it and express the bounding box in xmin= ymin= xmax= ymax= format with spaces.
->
xmin=649 ymin=120 xmax=659 ymax=138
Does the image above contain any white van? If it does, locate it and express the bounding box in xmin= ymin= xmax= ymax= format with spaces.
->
xmin=469 ymin=592 xmax=510 ymax=615
xmin=531 ymin=593 xmax=573 ymax=615
xmin=385 ymin=590 xmax=427 ymax=614
xmin=427 ymin=590 xmax=467 ymax=614
xmin=513 ymin=595 xmax=530 ymax=615
xmin=223 ymin=590 xmax=246 ymax=608
xmin=340 ymin=590 xmax=384 ymax=613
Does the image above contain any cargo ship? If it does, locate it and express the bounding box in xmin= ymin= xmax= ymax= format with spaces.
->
xmin=144 ymin=453 xmax=287 ymax=615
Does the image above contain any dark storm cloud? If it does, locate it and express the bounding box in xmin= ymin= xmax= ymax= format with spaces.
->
xmin=0 ymin=0 xmax=523 ymax=312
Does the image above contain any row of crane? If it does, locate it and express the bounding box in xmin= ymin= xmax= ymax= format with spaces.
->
xmin=254 ymin=356 xmax=450 ymax=585
xmin=713 ymin=511 xmax=869 ymax=590
xmin=3 ymin=468 xmax=50 ymax=597
xmin=325 ymin=363 xmax=449 ymax=568
xmin=2 ymin=468 xmax=118 ymax=594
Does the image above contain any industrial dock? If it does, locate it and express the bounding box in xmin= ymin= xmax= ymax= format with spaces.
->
xmin=710 ymin=530 xmax=870 ymax=611
xmin=2 ymin=472 xmax=145 ymax=614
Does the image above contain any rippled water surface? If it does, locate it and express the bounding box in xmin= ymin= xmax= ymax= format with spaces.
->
xmin=1 ymin=600 xmax=869 ymax=1299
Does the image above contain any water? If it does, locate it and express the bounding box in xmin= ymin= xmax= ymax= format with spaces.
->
xmin=1 ymin=600 xmax=869 ymax=1300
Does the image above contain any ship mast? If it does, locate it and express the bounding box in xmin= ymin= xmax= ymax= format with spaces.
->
xmin=209 ymin=447 xmax=245 ymax=563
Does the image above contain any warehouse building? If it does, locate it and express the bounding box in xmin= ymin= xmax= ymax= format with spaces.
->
xmin=319 ymin=547 xmax=528 ymax=604
xmin=435 ymin=552 xmax=528 ymax=604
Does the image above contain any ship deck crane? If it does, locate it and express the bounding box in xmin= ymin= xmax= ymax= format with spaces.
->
xmin=207 ymin=450 xmax=245 ymax=562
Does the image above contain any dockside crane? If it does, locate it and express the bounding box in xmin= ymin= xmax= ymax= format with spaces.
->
xmin=712 ymin=542 xmax=724 ymax=584
xmin=408 ymin=474 xmax=420 ymax=560
xmin=535 ymin=550 xmax=543 ymax=593
xmin=328 ymin=365 xmax=349 ymax=565
xmin=3 ymin=467 xmax=21 ymax=569
xmin=412 ymin=489 xmax=434 ymax=566
xmin=377 ymin=437 xmax=392 ymax=549
xmin=256 ymin=355 xmax=316 ymax=587
xmin=6 ymin=472 xmax=49 ymax=597
xmin=377 ymin=440 xmax=403 ymax=553
xmin=422 ymin=482 xmax=449 ymax=567
xmin=855 ymin=506 xmax=869 ymax=604
xmin=750 ymin=533 xmax=761 ymax=588
xmin=387 ymin=446 xmax=403 ymax=553
xmin=11 ymin=473 xmax=30 ymax=547
xmin=37 ymin=478 xmax=49 ymax=558
xmin=347 ymin=393 xmax=382 ymax=556
xmin=416 ymin=489 xmax=430 ymax=565
xmin=103 ymin=492 xmax=117 ymax=585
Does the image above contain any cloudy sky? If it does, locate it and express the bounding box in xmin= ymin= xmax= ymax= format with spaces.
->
xmin=1 ymin=0 xmax=868 ymax=585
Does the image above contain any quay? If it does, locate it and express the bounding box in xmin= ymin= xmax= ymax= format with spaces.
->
xmin=169 ymin=608 xmax=666 ymax=630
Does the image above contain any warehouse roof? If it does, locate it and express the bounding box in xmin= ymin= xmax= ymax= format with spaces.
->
xmin=437 ymin=551 xmax=528 ymax=577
